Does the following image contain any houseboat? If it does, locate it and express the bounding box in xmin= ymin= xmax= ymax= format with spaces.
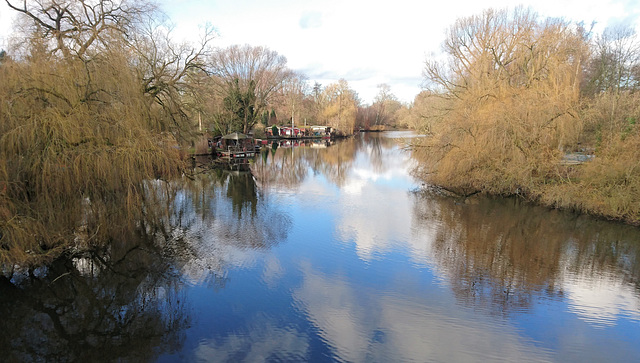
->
xmin=266 ymin=125 xmax=333 ymax=139
xmin=215 ymin=132 xmax=257 ymax=162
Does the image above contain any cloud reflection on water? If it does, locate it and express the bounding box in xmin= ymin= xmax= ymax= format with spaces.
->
xmin=184 ymin=133 xmax=640 ymax=361
xmin=161 ymin=170 xmax=292 ymax=286
xmin=562 ymin=271 xmax=640 ymax=326
xmin=168 ymin=134 xmax=640 ymax=361
xmin=335 ymin=135 xmax=419 ymax=261
xmin=323 ymin=133 xmax=640 ymax=332
xmin=194 ymin=318 xmax=310 ymax=362
xmin=293 ymin=261 xmax=553 ymax=363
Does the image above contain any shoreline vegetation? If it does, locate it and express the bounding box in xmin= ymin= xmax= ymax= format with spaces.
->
xmin=1 ymin=2 xmax=639 ymax=269
xmin=0 ymin=0 xmax=361 ymax=268
xmin=406 ymin=8 xmax=640 ymax=227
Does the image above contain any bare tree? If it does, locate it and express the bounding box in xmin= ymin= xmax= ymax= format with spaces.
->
xmin=311 ymin=81 xmax=325 ymax=124
xmin=208 ymin=44 xmax=294 ymax=133
xmin=276 ymin=72 xmax=308 ymax=127
xmin=584 ymin=24 xmax=640 ymax=95
xmin=5 ymin=0 xmax=156 ymax=59
xmin=372 ymin=83 xmax=398 ymax=126
xmin=129 ymin=17 xmax=215 ymax=134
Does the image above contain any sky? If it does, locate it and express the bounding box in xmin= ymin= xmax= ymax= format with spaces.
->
xmin=1 ymin=0 xmax=639 ymax=104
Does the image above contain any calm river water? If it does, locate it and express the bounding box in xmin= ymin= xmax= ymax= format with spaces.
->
xmin=1 ymin=131 xmax=639 ymax=362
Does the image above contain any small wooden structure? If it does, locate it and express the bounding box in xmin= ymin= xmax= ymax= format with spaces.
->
xmin=215 ymin=132 xmax=257 ymax=162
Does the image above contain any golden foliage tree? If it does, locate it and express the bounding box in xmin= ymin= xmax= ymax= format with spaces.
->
xmin=0 ymin=1 xmax=211 ymax=267
xmin=416 ymin=8 xmax=588 ymax=196
xmin=397 ymin=91 xmax=449 ymax=134
xmin=320 ymin=79 xmax=358 ymax=134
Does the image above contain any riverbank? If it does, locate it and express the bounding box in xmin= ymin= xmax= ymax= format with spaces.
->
xmin=411 ymin=142 xmax=640 ymax=226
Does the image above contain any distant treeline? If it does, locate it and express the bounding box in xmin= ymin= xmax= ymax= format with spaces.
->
xmin=403 ymin=7 xmax=640 ymax=224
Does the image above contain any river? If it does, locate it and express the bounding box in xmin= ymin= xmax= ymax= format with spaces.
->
xmin=1 ymin=131 xmax=639 ymax=362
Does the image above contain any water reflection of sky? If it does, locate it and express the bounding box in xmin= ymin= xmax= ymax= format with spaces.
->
xmin=157 ymin=133 xmax=640 ymax=362
xmin=563 ymin=272 xmax=640 ymax=326
xmin=336 ymin=145 xmax=419 ymax=261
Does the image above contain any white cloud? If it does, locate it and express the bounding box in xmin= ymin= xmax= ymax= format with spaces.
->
xmin=299 ymin=11 xmax=323 ymax=29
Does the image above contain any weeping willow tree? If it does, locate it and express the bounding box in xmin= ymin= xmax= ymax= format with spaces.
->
xmin=0 ymin=0 xmax=212 ymax=267
xmin=415 ymin=7 xmax=587 ymax=196
xmin=321 ymin=79 xmax=359 ymax=134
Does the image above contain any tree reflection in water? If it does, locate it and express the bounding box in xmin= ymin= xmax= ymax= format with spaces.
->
xmin=250 ymin=134 xmax=405 ymax=192
xmin=0 ymin=164 xmax=292 ymax=361
xmin=6 ymin=133 xmax=638 ymax=361
xmin=163 ymin=167 xmax=291 ymax=274
xmin=411 ymin=191 xmax=640 ymax=318
xmin=0 ymin=230 xmax=187 ymax=362
xmin=358 ymin=133 xmax=393 ymax=174
xmin=252 ymin=137 xmax=379 ymax=190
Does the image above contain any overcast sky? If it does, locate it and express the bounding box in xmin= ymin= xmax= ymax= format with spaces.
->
xmin=1 ymin=0 xmax=638 ymax=104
